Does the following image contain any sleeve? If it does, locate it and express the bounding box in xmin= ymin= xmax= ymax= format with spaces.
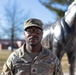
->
xmin=1 ymin=53 xmax=14 ymax=75
xmin=53 ymin=57 xmax=63 ymax=75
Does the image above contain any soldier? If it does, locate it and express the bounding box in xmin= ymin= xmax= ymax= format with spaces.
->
xmin=1 ymin=18 xmax=63 ymax=75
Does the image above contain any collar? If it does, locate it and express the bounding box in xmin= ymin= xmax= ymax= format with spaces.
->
xmin=18 ymin=44 xmax=49 ymax=62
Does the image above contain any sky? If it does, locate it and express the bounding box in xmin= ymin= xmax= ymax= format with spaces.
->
xmin=21 ymin=0 xmax=57 ymax=23
xmin=0 ymin=0 xmax=57 ymax=24
xmin=0 ymin=0 xmax=57 ymax=39
xmin=0 ymin=0 xmax=73 ymax=39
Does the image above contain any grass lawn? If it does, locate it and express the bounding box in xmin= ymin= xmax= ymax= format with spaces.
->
xmin=61 ymin=54 xmax=70 ymax=73
xmin=0 ymin=50 xmax=76 ymax=74
xmin=0 ymin=50 xmax=12 ymax=74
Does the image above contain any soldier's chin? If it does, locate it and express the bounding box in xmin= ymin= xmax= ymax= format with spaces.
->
xmin=30 ymin=43 xmax=37 ymax=47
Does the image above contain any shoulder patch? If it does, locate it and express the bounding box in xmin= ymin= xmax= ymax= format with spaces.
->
xmin=3 ymin=63 xmax=8 ymax=72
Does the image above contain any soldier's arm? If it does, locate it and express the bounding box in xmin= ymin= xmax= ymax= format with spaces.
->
xmin=1 ymin=63 xmax=13 ymax=75
xmin=1 ymin=53 xmax=14 ymax=75
xmin=53 ymin=57 xmax=63 ymax=75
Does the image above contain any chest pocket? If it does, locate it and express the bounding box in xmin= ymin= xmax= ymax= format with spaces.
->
xmin=14 ymin=63 xmax=31 ymax=75
xmin=38 ymin=62 xmax=54 ymax=75
xmin=31 ymin=60 xmax=55 ymax=75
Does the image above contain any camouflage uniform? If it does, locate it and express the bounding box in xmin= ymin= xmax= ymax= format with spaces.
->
xmin=1 ymin=44 xmax=63 ymax=75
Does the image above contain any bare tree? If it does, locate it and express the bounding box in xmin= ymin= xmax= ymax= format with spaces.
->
xmin=0 ymin=22 xmax=6 ymax=39
xmin=3 ymin=0 xmax=29 ymax=51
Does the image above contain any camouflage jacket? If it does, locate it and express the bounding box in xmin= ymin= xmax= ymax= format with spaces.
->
xmin=1 ymin=44 xmax=63 ymax=75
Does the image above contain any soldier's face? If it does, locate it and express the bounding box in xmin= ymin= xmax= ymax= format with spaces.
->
xmin=24 ymin=27 xmax=43 ymax=46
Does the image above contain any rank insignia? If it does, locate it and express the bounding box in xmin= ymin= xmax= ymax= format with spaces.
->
xmin=31 ymin=67 xmax=37 ymax=74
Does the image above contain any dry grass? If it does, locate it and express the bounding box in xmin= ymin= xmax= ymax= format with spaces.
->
xmin=61 ymin=53 xmax=76 ymax=73
xmin=0 ymin=50 xmax=76 ymax=74
xmin=0 ymin=50 xmax=11 ymax=74
xmin=61 ymin=54 xmax=69 ymax=73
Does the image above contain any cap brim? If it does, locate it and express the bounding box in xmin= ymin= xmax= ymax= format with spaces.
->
xmin=24 ymin=24 xmax=43 ymax=30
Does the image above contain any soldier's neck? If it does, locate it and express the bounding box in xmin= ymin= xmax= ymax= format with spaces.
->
xmin=25 ymin=44 xmax=42 ymax=53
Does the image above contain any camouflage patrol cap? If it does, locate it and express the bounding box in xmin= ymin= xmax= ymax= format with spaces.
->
xmin=24 ymin=18 xmax=43 ymax=30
